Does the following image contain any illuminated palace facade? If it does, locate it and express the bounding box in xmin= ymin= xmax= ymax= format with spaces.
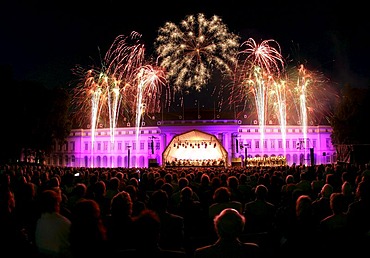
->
xmin=47 ymin=119 xmax=336 ymax=168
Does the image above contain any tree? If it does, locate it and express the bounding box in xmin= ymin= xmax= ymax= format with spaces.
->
xmin=0 ymin=67 xmax=71 ymax=163
xmin=330 ymin=84 xmax=370 ymax=145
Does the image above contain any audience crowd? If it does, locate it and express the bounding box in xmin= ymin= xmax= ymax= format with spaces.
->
xmin=1 ymin=162 xmax=370 ymax=258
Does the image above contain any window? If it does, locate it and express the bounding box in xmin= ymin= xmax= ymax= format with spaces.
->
xmin=118 ymin=142 xmax=122 ymax=151
xmin=278 ymin=140 xmax=282 ymax=149
xmin=70 ymin=141 xmax=75 ymax=151
xmin=326 ymin=138 xmax=331 ymax=148
xmin=125 ymin=142 xmax=130 ymax=150
xmin=156 ymin=141 xmax=160 ymax=150
xmin=255 ymin=140 xmax=260 ymax=149
xmin=312 ymin=139 xmax=317 ymax=148
xmin=84 ymin=142 xmax=89 ymax=151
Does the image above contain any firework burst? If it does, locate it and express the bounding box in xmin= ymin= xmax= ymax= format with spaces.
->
xmin=155 ymin=13 xmax=240 ymax=92
xmin=238 ymin=38 xmax=285 ymax=76
xmin=71 ymin=32 xmax=168 ymax=167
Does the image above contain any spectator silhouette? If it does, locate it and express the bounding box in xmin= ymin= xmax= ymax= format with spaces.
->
xmin=92 ymin=180 xmax=111 ymax=219
xmin=106 ymin=190 xmax=135 ymax=252
xmin=346 ymin=179 xmax=370 ymax=255
xmin=341 ymin=181 xmax=354 ymax=211
xmin=69 ymin=199 xmax=109 ymax=258
xmin=194 ymin=208 xmax=260 ymax=258
xmin=105 ymin=176 xmax=120 ymax=201
xmin=294 ymin=171 xmax=311 ymax=195
xmin=208 ymin=186 xmax=243 ymax=219
xmin=319 ymin=192 xmax=349 ymax=256
xmin=171 ymin=177 xmax=199 ymax=209
xmin=34 ymin=189 xmax=72 ymax=258
xmin=13 ymin=181 xmax=39 ymax=248
xmin=148 ymin=189 xmax=185 ymax=251
xmin=66 ymin=183 xmax=87 ymax=211
xmin=279 ymin=194 xmax=320 ymax=258
xmin=175 ymin=186 xmax=208 ymax=253
xmin=237 ymin=173 xmax=253 ymax=205
xmin=115 ymin=209 xmax=187 ymax=258
xmin=243 ymin=184 xmax=276 ymax=234
xmin=311 ymin=183 xmax=333 ymax=223
xmin=195 ymin=173 xmax=213 ymax=213
xmin=125 ymin=184 xmax=146 ymax=217
xmin=227 ymin=175 xmax=244 ymax=204
xmin=1 ymin=187 xmax=37 ymax=257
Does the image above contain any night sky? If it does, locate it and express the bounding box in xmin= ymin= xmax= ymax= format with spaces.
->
xmin=2 ymin=0 xmax=369 ymax=90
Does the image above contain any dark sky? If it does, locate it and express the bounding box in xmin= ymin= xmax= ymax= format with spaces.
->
xmin=2 ymin=0 xmax=369 ymax=90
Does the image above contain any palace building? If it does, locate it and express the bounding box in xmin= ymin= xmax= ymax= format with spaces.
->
xmin=45 ymin=118 xmax=336 ymax=168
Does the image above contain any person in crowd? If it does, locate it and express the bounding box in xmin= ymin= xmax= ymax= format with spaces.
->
xmin=34 ymin=189 xmax=72 ymax=258
xmin=105 ymin=176 xmax=121 ymax=201
xmin=115 ymin=209 xmax=187 ymax=258
xmin=310 ymin=170 xmax=324 ymax=199
xmin=91 ymin=180 xmax=111 ymax=219
xmin=106 ymin=190 xmax=136 ymax=252
xmin=226 ymin=175 xmax=244 ymax=204
xmin=319 ymin=192 xmax=349 ymax=256
xmin=195 ymin=173 xmax=214 ymax=213
xmin=346 ymin=179 xmax=370 ymax=255
xmin=294 ymin=171 xmax=311 ymax=195
xmin=174 ymin=186 xmax=208 ymax=252
xmin=1 ymin=186 xmax=38 ymax=257
xmin=13 ymin=181 xmax=39 ymax=247
xmin=66 ymin=183 xmax=87 ymax=211
xmin=171 ymin=177 xmax=199 ymax=208
xmin=125 ymin=184 xmax=146 ymax=217
xmin=243 ymin=184 xmax=276 ymax=234
xmin=161 ymin=182 xmax=176 ymax=212
xmin=266 ymin=171 xmax=284 ymax=206
xmin=69 ymin=198 xmax=109 ymax=258
xmin=194 ymin=208 xmax=260 ymax=258
xmin=236 ymin=173 xmax=253 ymax=206
xmin=148 ymin=189 xmax=185 ymax=251
xmin=278 ymin=194 xmax=320 ymax=258
xmin=311 ymin=183 xmax=333 ymax=223
xmin=280 ymin=174 xmax=296 ymax=200
xmin=341 ymin=181 xmax=355 ymax=211
xmin=208 ymin=186 xmax=243 ymax=219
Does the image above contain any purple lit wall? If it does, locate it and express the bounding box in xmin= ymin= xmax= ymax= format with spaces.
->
xmin=47 ymin=119 xmax=336 ymax=168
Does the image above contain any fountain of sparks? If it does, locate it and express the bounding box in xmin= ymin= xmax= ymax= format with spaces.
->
xmin=271 ymin=79 xmax=288 ymax=156
xmin=237 ymin=38 xmax=284 ymax=154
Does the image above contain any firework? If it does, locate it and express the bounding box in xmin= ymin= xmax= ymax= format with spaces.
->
xmin=71 ymin=32 xmax=168 ymax=167
xmin=155 ymin=13 xmax=240 ymax=92
xmin=239 ymin=38 xmax=284 ymax=76
xmin=132 ymin=64 xmax=167 ymax=145
xmin=233 ymin=38 xmax=285 ymax=152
